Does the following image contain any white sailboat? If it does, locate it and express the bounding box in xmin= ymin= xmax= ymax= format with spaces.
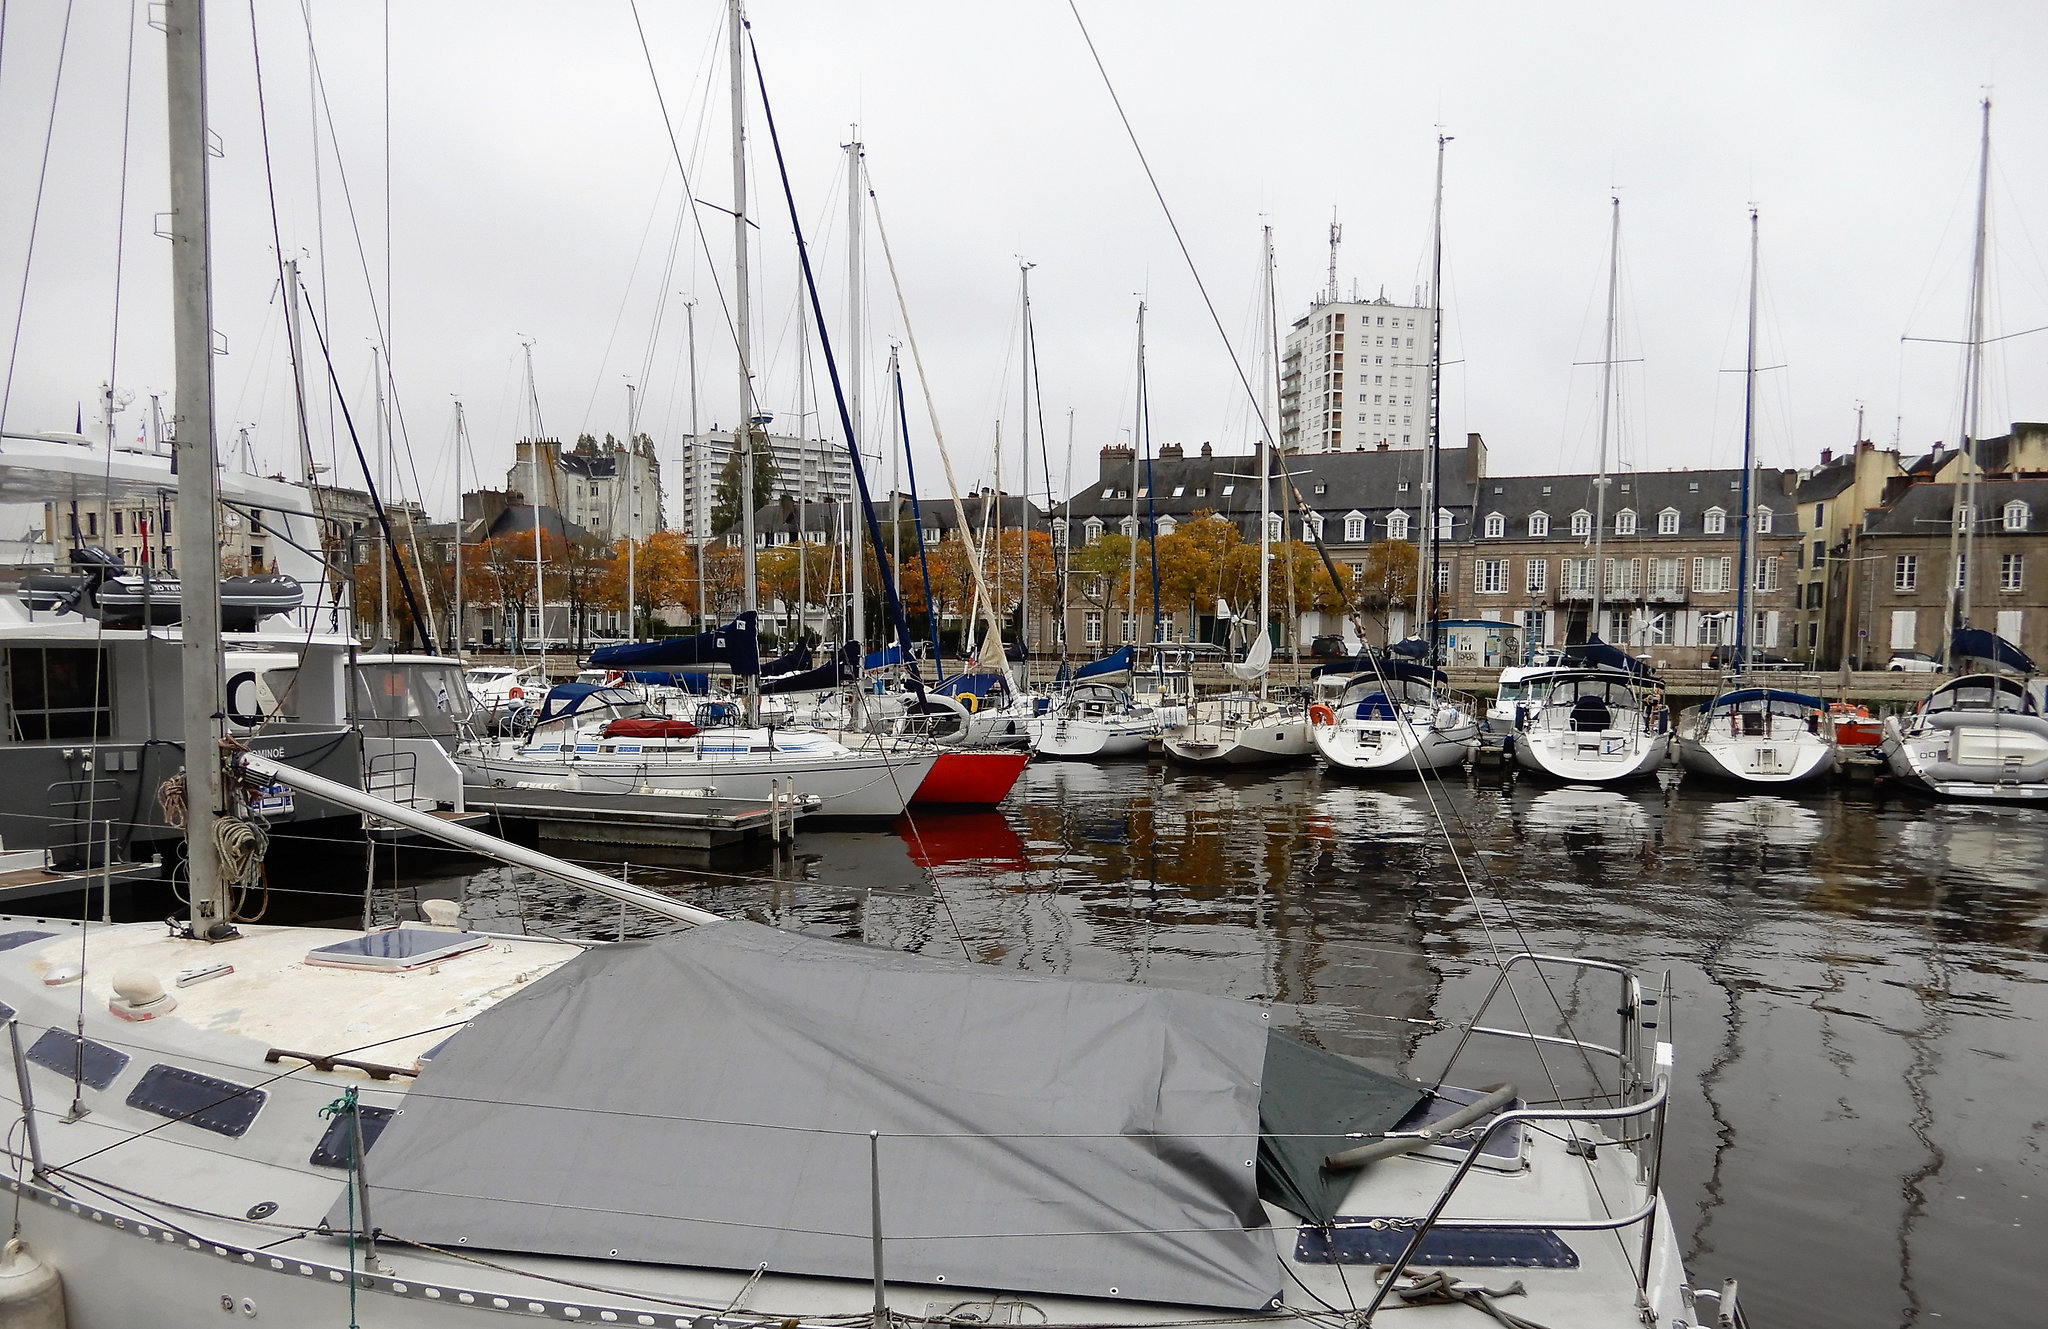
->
xmin=1676 ymin=210 xmax=1834 ymax=786
xmin=1310 ymin=138 xmax=1479 ymax=777
xmin=1166 ymin=228 xmax=1311 ymax=768
xmin=1513 ymin=198 xmax=1669 ymax=785
xmin=1881 ymin=100 xmax=2048 ymax=803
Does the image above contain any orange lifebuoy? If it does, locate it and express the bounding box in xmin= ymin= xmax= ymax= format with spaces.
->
xmin=508 ymin=686 xmax=524 ymax=700
xmin=1308 ymin=702 xmax=1337 ymax=727
xmin=605 ymin=671 xmax=624 ymax=687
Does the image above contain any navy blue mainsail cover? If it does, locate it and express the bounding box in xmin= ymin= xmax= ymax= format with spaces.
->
xmin=588 ymin=611 xmax=760 ymax=676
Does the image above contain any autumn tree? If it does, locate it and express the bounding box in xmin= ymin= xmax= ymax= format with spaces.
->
xmin=476 ymin=533 xmax=554 ymax=649
xmin=554 ymin=533 xmax=617 ymax=652
xmin=602 ymin=531 xmax=698 ymax=636
xmin=710 ymin=429 xmax=779 ymax=536
xmin=1352 ymin=539 xmax=1419 ymax=643
xmin=1066 ymin=532 xmax=1157 ymax=643
xmin=699 ymin=544 xmax=748 ymax=622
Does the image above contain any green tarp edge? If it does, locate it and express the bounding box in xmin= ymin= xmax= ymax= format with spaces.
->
xmin=1259 ymin=1031 xmax=1428 ymax=1226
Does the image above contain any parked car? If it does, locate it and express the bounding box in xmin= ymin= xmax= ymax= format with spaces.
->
xmin=1707 ymin=645 xmax=1798 ymax=670
xmin=1308 ymin=635 xmax=1347 ymax=659
xmin=1886 ymin=650 xmax=1943 ymax=673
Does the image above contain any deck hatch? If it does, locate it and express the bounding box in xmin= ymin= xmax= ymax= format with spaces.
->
xmin=305 ymin=929 xmax=491 ymax=972
xmin=1295 ymin=1222 xmax=1578 ymax=1269
xmin=127 ymin=1064 xmax=266 ymax=1136
xmin=27 ymin=1028 xmax=129 ymax=1089
xmin=310 ymin=1104 xmax=397 ymax=1168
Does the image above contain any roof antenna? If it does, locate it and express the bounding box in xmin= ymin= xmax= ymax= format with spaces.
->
xmin=1325 ymin=207 xmax=1342 ymax=305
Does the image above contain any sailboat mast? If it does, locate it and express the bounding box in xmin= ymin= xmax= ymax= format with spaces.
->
xmin=1735 ymin=208 xmax=1760 ymax=674
xmin=453 ymin=398 xmax=465 ymax=653
xmin=1019 ymin=260 xmax=1035 ymax=693
xmin=1256 ymin=227 xmax=1274 ymax=701
xmin=522 ymin=340 xmax=545 ymax=667
xmin=844 ymin=135 xmax=865 ymax=657
xmin=1591 ymin=196 xmax=1620 ymax=646
xmin=167 ymin=0 xmax=231 ymax=935
xmin=375 ymin=346 xmax=390 ymax=642
xmin=625 ymin=381 xmax=638 ymax=638
xmin=1127 ymin=302 xmax=1144 ymax=648
xmin=796 ymin=296 xmax=808 ymax=643
xmin=1423 ymin=134 xmax=1449 ymax=659
xmin=728 ymin=0 xmax=758 ymax=722
xmin=1944 ymin=97 xmax=1992 ymax=661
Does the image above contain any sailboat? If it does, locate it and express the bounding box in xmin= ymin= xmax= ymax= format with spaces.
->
xmin=1165 ymin=229 xmax=1312 ymax=768
xmin=1883 ymin=100 xmax=2048 ymax=802
xmin=1311 ymin=137 xmax=1481 ymax=776
xmin=1513 ymin=198 xmax=1670 ymax=785
xmin=1676 ymin=210 xmax=1835 ymax=786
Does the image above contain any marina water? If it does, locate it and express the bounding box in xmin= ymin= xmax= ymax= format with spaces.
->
xmin=380 ymin=761 xmax=2046 ymax=1329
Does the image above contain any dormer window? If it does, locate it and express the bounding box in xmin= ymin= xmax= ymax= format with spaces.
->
xmin=1483 ymin=512 xmax=1505 ymax=538
xmin=1157 ymin=515 xmax=1177 ymax=537
xmin=1052 ymin=519 xmax=1069 ymax=547
xmin=1658 ymin=508 xmax=1680 ymax=535
xmin=1437 ymin=509 xmax=1454 ymax=539
xmin=1704 ymin=506 xmax=1727 ymax=535
xmin=1570 ymin=510 xmax=1592 ymax=537
xmin=1614 ymin=509 xmax=1637 ymax=536
xmin=1344 ymin=510 xmax=1367 ymax=542
xmin=1303 ymin=512 xmax=1324 ymax=540
xmin=1957 ymin=503 xmax=1975 ymax=532
xmin=1528 ymin=512 xmax=1550 ymax=537
xmin=1755 ymin=506 xmax=1774 ymax=534
xmin=1119 ymin=516 xmax=1139 ymax=539
xmin=1083 ymin=517 xmax=1104 ymax=543
xmin=1387 ymin=510 xmax=1411 ymax=541
xmin=1266 ymin=514 xmax=1284 ymax=543
xmin=2004 ymin=500 xmax=2030 ymax=531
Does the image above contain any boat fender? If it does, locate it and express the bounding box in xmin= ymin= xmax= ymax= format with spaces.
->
xmin=1323 ymin=1082 xmax=1518 ymax=1171
xmin=959 ymin=694 xmax=979 ymax=714
xmin=108 ymin=971 xmax=178 ymax=1022
xmin=0 ymin=1236 xmax=66 ymax=1329
xmin=1308 ymin=703 xmax=1337 ymax=727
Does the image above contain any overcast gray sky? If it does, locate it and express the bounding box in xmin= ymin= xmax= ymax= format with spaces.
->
xmin=4 ymin=1 xmax=2046 ymax=526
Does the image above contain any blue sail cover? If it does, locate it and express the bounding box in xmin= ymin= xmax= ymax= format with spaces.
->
xmin=1387 ymin=636 xmax=1429 ymax=660
xmin=621 ymin=670 xmax=710 ymax=694
xmin=762 ymin=641 xmax=814 ymax=678
xmin=763 ymin=643 xmax=860 ymax=695
xmin=864 ymin=642 xmax=906 ymax=669
xmin=588 ymin=612 xmax=760 ymax=676
xmin=1583 ymin=633 xmax=1658 ymax=680
xmin=1951 ymin=627 xmax=2037 ymax=675
xmin=1709 ymin=687 xmax=1827 ymax=711
xmin=1074 ymin=646 xmax=1134 ymax=680
xmin=534 ymin=683 xmax=640 ymax=725
xmin=935 ymin=671 xmax=1011 ymax=701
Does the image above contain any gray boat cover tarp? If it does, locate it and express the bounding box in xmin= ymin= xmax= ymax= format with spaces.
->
xmin=344 ymin=920 xmax=1288 ymax=1309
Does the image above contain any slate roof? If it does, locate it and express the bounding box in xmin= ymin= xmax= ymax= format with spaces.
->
xmin=1860 ymin=477 xmax=2048 ymax=538
xmin=751 ymin=492 xmax=1042 ymax=539
xmin=1464 ymin=467 xmax=1802 ymax=541
xmin=1795 ymin=455 xmax=1858 ymax=503
xmin=486 ymin=504 xmax=589 ymax=542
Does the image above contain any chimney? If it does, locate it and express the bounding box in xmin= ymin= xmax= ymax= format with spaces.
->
xmin=1159 ymin=442 xmax=1184 ymax=460
xmin=1099 ymin=442 xmax=1135 ymax=482
xmin=1376 ymin=440 xmax=1389 ymax=452
xmin=1819 ymin=447 xmax=1833 ymax=466
xmin=1199 ymin=441 xmax=1213 ymax=457
xmin=1465 ymin=432 xmax=1488 ymax=484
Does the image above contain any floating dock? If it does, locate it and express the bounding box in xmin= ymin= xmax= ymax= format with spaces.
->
xmin=462 ymin=784 xmax=816 ymax=855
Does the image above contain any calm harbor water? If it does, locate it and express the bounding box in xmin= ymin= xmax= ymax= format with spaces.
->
xmin=383 ymin=760 xmax=2048 ymax=1329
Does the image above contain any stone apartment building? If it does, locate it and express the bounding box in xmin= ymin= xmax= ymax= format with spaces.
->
xmin=1053 ymin=434 xmax=1803 ymax=669
xmin=507 ymin=434 xmax=662 ymax=548
xmin=1791 ymin=441 xmax=1906 ymax=663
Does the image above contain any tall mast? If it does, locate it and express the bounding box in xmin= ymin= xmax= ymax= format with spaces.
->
xmin=1127 ymin=303 xmax=1144 ymax=647
xmin=522 ymin=340 xmax=545 ymax=666
xmin=686 ymin=298 xmax=705 ymax=626
xmin=1943 ymin=97 xmax=1992 ymax=663
xmin=728 ymin=0 xmax=758 ymax=722
xmin=1256 ymin=227 xmax=1274 ymax=700
xmin=796 ymin=295 xmax=808 ymax=643
xmin=374 ymin=345 xmax=390 ymax=642
xmin=1423 ymin=135 xmax=1450 ymax=658
xmin=1018 ymin=260 xmax=1035 ymax=692
xmin=1591 ymin=196 xmax=1620 ymax=646
xmin=453 ymin=398 xmax=465 ymax=653
xmin=1734 ymin=208 xmax=1760 ymax=675
xmin=167 ymin=0 xmax=231 ymax=936
xmin=844 ymin=134 xmax=866 ymax=658
xmin=283 ymin=259 xmax=316 ymax=486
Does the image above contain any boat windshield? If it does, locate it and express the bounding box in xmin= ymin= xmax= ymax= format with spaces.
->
xmin=354 ymin=664 xmax=476 ymax=726
xmin=1925 ymin=677 xmax=2032 ymax=715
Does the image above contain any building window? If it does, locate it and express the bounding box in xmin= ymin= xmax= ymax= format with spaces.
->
xmin=1754 ymin=555 xmax=1780 ymax=593
xmin=1700 ymin=613 xmax=1725 ymax=647
xmin=1526 ymin=559 xmax=1548 ymax=594
xmin=1755 ymin=506 xmax=1774 ymax=534
xmin=1347 ymin=561 xmax=1365 ymax=584
xmin=1266 ymin=514 xmax=1284 ymax=544
xmin=1812 ymin=540 xmax=1826 ymax=568
xmin=1957 ymin=503 xmax=1975 ymax=532
xmin=1119 ymin=516 xmax=1138 ymax=539
xmin=1437 ymin=509 xmax=1453 ymax=539
xmin=1691 ymin=556 xmax=1732 ymax=593
xmin=1436 ymin=563 xmax=1451 ymax=593
xmin=1528 ymin=511 xmax=1550 ymax=537
xmin=1894 ymin=554 xmax=1917 ymax=591
xmin=1483 ymin=512 xmax=1504 ymax=538
xmin=1571 ymin=510 xmax=1591 ymax=537
xmin=1344 ymin=511 xmax=1366 ymax=542
xmin=1083 ymin=518 xmax=1103 ymax=543
xmin=1614 ymin=509 xmax=1637 ymax=536
xmin=1121 ymin=613 xmax=1138 ymax=644
xmin=1704 ymin=507 xmax=1727 ymax=535
xmin=1387 ymin=511 xmax=1410 ymax=541
xmin=1475 ymin=558 xmax=1508 ymax=594
xmin=1563 ymin=557 xmax=1594 ymax=593
xmin=1955 ymin=554 xmax=1968 ymax=590
xmin=1052 ymin=519 xmax=1068 ymax=547
xmin=1302 ymin=512 xmax=1323 ymax=541
xmin=1658 ymin=508 xmax=1680 ymax=535
xmin=1084 ymin=610 xmax=1102 ymax=645
xmin=1650 ymin=556 xmax=1682 ymax=594
xmin=2004 ymin=500 xmax=2031 ymax=531
xmin=1649 ymin=611 xmax=1673 ymax=646
xmin=2000 ymin=552 xmax=2023 ymax=593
